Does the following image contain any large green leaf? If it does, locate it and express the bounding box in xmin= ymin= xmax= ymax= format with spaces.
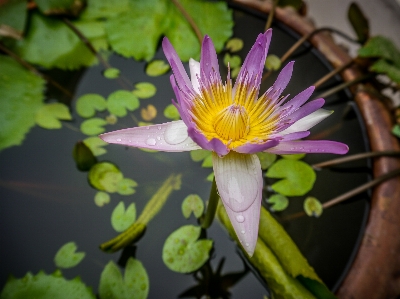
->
xmin=370 ymin=58 xmax=400 ymax=84
xmin=0 ymin=55 xmax=45 ymax=151
xmin=80 ymin=0 xmax=130 ymax=19
xmin=0 ymin=0 xmax=27 ymax=38
xmin=358 ymin=35 xmax=400 ymax=67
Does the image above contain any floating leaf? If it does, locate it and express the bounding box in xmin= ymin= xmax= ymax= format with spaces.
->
xmin=140 ymin=104 xmax=157 ymax=121
xmin=76 ymin=94 xmax=107 ymax=118
xmin=226 ymin=38 xmax=243 ymax=52
xmin=231 ymin=67 xmax=240 ymax=79
xmin=392 ymin=124 xmax=400 ymax=138
xmin=117 ymin=178 xmax=138 ymax=196
xmin=182 ymin=194 xmax=204 ymax=219
xmin=98 ymin=258 xmax=149 ymax=299
xmin=267 ymin=194 xmax=289 ymax=212
xmin=72 ymin=141 xmax=97 ymax=171
xmin=80 ymin=118 xmax=107 ymax=135
xmin=223 ymin=53 xmax=241 ymax=68
xmin=111 ymin=201 xmax=137 ymax=232
xmin=348 ymin=2 xmax=369 ymax=44
xmin=162 ymin=225 xmax=212 ymax=273
xmin=94 ymin=191 xmax=111 ymax=207
xmin=35 ymin=0 xmax=84 ymax=15
xmin=281 ymin=153 xmax=306 ymax=160
xmin=103 ymin=67 xmax=120 ymax=79
xmin=303 ymin=196 xmax=323 ymax=217
xmin=265 ymin=54 xmax=281 ymax=71
xmin=163 ymin=103 xmax=180 ymax=120
xmin=54 ymin=242 xmax=85 ymax=269
xmin=132 ymin=82 xmax=157 ymax=99
xmin=105 ymin=114 xmax=118 ymax=125
xmin=145 ymin=60 xmax=170 ymax=76
xmin=0 ymin=55 xmax=45 ymax=151
xmin=266 ymin=159 xmax=316 ymax=196
xmin=35 ymin=103 xmax=72 ymax=129
xmin=190 ymin=149 xmax=211 ymax=162
xmin=370 ymin=59 xmax=400 ymax=84
xmin=80 ymin=0 xmax=130 ymax=19
xmin=256 ymin=152 xmax=277 ymax=170
xmin=88 ymin=162 xmax=123 ymax=192
xmin=358 ymin=35 xmax=400 ymax=67
xmin=107 ymin=90 xmax=139 ymax=117
xmin=83 ymin=136 xmax=108 ymax=156
xmin=201 ymin=155 xmax=213 ymax=168
xmin=0 ymin=0 xmax=27 ymax=38
xmin=0 ymin=270 xmax=95 ymax=299
xmin=206 ymin=172 xmax=214 ymax=182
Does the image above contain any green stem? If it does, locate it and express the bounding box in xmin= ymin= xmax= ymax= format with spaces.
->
xmin=201 ymin=177 xmax=219 ymax=229
xmin=171 ymin=0 xmax=203 ymax=45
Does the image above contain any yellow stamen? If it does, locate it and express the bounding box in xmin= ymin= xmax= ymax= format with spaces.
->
xmin=214 ymin=105 xmax=250 ymax=140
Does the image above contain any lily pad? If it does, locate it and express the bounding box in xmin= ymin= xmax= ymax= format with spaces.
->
xmin=103 ymin=67 xmax=120 ymax=79
xmin=265 ymin=54 xmax=281 ymax=71
xmin=145 ymin=60 xmax=170 ymax=76
xmin=281 ymin=153 xmax=306 ymax=160
xmin=76 ymin=94 xmax=107 ymax=118
xmin=83 ymin=136 xmax=108 ymax=156
xmin=162 ymin=225 xmax=212 ymax=273
xmin=80 ymin=118 xmax=108 ymax=135
xmin=226 ymin=38 xmax=243 ymax=52
xmin=163 ymin=104 xmax=180 ymax=120
xmin=99 ymin=258 xmax=149 ymax=299
xmin=256 ymin=152 xmax=277 ymax=170
xmin=107 ymin=90 xmax=139 ymax=117
xmin=80 ymin=0 xmax=130 ymax=19
xmin=223 ymin=53 xmax=241 ymax=68
xmin=267 ymin=194 xmax=289 ymax=212
xmin=304 ymin=196 xmax=323 ymax=217
xmin=181 ymin=194 xmax=204 ymax=219
xmin=111 ymin=201 xmax=137 ymax=232
xmin=88 ymin=162 xmax=123 ymax=192
xmin=35 ymin=103 xmax=72 ymax=129
xmin=140 ymin=104 xmax=157 ymax=121
xmin=132 ymin=82 xmax=157 ymax=99
xmin=94 ymin=191 xmax=111 ymax=207
xmin=54 ymin=242 xmax=86 ymax=269
xmin=190 ymin=149 xmax=211 ymax=162
xmin=266 ymin=159 xmax=316 ymax=196
xmin=72 ymin=141 xmax=97 ymax=171
xmin=201 ymin=154 xmax=213 ymax=168
xmin=117 ymin=178 xmax=138 ymax=196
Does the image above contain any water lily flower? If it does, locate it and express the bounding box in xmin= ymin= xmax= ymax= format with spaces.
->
xmin=100 ymin=29 xmax=348 ymax=256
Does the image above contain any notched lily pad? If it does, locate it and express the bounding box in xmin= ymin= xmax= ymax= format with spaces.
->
xmin=117 ymin=178 xmax=138 ymax=195
xmin=201 ymin=155 xmax=213 ymax=168
xmin=304 ymin=196 xmax=323 ymax=217
xmin=76 ymin=94 xmax=107 ymax=118
xmin=103 ymin=67 xmax=120 ymax=79
xmin=54 ymin=242 xmax=86 ymax=269
xmin=257 ymin=152 xmax=277 ymax=170
xmin=265 ymin=54 xmax=281 ymax=71
xmin=35 ymin=103 xmax=72 ymax=129
xmin=223 ymin=53 xmax=241 ymax=68
xmin=83 ymin=136 xmax=108 ymax=156
xmin=163 ymin=104 xmax=180 ymax=120
xmin=132 ymin=82 xmax=157 ymax=99
xmin=107 ymin=90 xmax=139 ymax=117
xmin=88 ymin=162 xmax=123 ymax=192
xmin=111 ymin=201 xmax=136 ymax=232
xmin=267 ymin=194 xmax=289 ymax=212
xmin=190 ymin=149 xmax=211 ymax=162
xmin=162 ymin=225 xmax=212 ymax=273
xmin=141 ymin=104 xmax=157 ymax=121
xmin=80 ymin=118 xmax=107 ymax=135
xmin=145 ymin=60 xmax=170 ymax=76
xmin=182 ymin=194 xmax=204 ymax=219
xmin=94 ymin=191 xmax=110 ymax=207
xmin=226 ymin=38 xmax=243 ymax=52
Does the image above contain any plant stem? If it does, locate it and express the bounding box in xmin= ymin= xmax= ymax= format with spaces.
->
xmin=313 ymin=59 xmax=354 ymax=89
xmin=265 ymin=0 xmax=279 ymax=31
xmin=201 ymin=177 xmax=219 ymax=229
xmin=312 ymin=150 xmax=400 ymax=169
xmin=171 ymin=0 xmax=203 ymax=45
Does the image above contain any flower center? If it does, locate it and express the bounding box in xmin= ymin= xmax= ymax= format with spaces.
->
xmin=213 ymin=104 xmax=250 ymax=141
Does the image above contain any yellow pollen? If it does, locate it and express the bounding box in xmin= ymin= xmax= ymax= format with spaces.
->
xmin=213 ymin=104 xmax=250 ymax=141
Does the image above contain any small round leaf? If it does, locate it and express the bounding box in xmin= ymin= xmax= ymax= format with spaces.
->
xmin=76 ymin=94 xmax=107 ymax=118
xmin=226 ymin=37 xmax=244 ymax=52
xmin=107 ymin=90 xmax=139 ymax=117
xmin=88 ymin=162 xmax=123 ymax=192
xmin=117 ymin=178 xmax=138 ymax=195
xmin=267 ymin=194 xmax=289 ymax=212
xmin=111 ymin=201 xmax=137 ymax=232
xmin=181 ymin=194 xmax=204 ymax=219
xmin=54 ymin=242 xmax=86 ymax=269
xmin=35 ymin=103 xmax=72 ymax=129
xmin=80 ymin=118 xmax=107 ymax=135
xmin=132 ymin=82 xmax=157 ymax=99
xmin=265 ymin=54 xmax=281 ymax=71
xmin=94 ymin=191 xmax=110 ymax=207
xmin=304 ymin=196 xmax=323 ymax=217
xmin=103 ymin=68 xmax=120 ymax=79
xmin=145 ymin=60 xmax=170 ymax=77
xmin=83 ymin=136 xmax=108 ymax=156
xmin=140 ymin=104 xmax=157 ymax=121
xmin=163 ymin=104 xmax=180 ymax=120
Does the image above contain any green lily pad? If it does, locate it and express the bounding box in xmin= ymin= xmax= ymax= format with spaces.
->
xmin=80 ymin=118 xmax=108 ymax=135
xmin=106 ymin=90 xmax=139 ymax=117
xmin=94 ymin=191 xmax=110 ymax=207
xmin=281 ymin=153 xmax=306 ymax=160
xmin=206 ymin=172 xmax=214 ymax=182
xmin=35 ymin=103 xmax=72 ymax=129
xmin=132 ymin=82 xmax=157 ymax=99
xmin=231 ymin=67 xmax=240 ymax=79
xmin=35 ymin=0 xmax=82 ymax=15
xmin=0 ymin=55 xmax=45 ymax=151
xmin=117 ymin=178 xmax=138 ymax=196
xmin=190 ymin=149 xmax=211 ymax=162
xmin=201 ymin=154 xmax=213 ymax=168
xmin=162 ymin=225 xmax=212 ymax=273
xmin=72 ymin=141 xmax=97 ymax=171
xmin=223 ymin=53 xmax=241 ymax=68
xmin=181 ymin=194 xmax=204 ymax=219
xmin=163 ymin=104 xmax=180 ymax=120
xmin=54 ymin=242 xmax=86 ymax=269
xmin=0 ymin=0 xmax=27 ymax=38
xmin=76 ymin=94 xmax=107 ymax=118
xmin=256 ymin=152 xmax=277 ymax=170
xmin=88 ymin=162 xmax=123 ymax=192
xmin=99 ymin=258 xmax=149 ymax=299
xmin=80 ymin=0 xmax=130 ymax=19
xmin=266 ymin=159 xmax=316 ymax=196
xmin=83 ymin=136 xmax=108 ymax=156
xmin=303 ymin=196 xmax=323 ymax=217
xmin=267 ymin=194 xmax=289 ymax=212
xmin=103 ymin=67 xmax=120 ymax=79
xmin=0 ymin=270 xmax=95 ymax=299
xmin=111 ymin=201 xmax=137 ymax=232
xmin=146 ymin=60 xmax=170 ymax=77
xmin=226 ymin=37 xmax=243 ymax=52
xmin=265 ymin=54 xmax=281 ymax=71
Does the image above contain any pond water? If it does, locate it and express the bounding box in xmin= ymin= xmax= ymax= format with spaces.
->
xmin=0 ymin=5 xmax=370 ymax=298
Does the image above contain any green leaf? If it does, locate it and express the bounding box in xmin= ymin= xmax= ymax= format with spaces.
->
xmin=111 ymin=201 xmax=137 ymax=232
xmin=0 ymin=270 xmax=95 ymax=299
xmin=256 ymin=152 xmax=277 ymax=170
xmin=76 ymin=94 xmax=107 ymax=118
xmin=80 ymin=118 xmax=108 ymax=135
xmin=190 ymin=149 xmax=211 ymax=162
xmin=201 ymin=155 xmax=213 ymax=168
xmin=83 ymin=136 xmax=108 ymax=156
xmin=162 ymin=225 xmax=212 ymax=273
xmin=281 ymin=153 xmax=306 ymax=160
xmin=0 ymin=55 xmax=45 ymax=151
xmin=223 ymin=53 xmax=241 ymax=68
xmin=206 ymin=172 xmax=214 ymax=182
xmin=80 ymin=0 xmax=130 ymax=19
xmin=107 ymin=90 xmax=139 ymax=117
xmin=370 ymin=59 xmax=400 ymax=84
xmin=88 ymin=162 xmax=123 ymax=192
xmin=103 ymin=67 xmax=120 ymax=79
xmin=163 ymin=103 xmax=180 ymax=120
xmin=0 ymin=0 xmax=27 ymax=38
xmin=182 ymin=194 xmax=204 ymax=219
xmin=226 ymin=37 xmax=243 ymax=52
xmin=94 ymin=191 xmax=111 ymax=207
xmin=99 ymin=258 xmax=149 ymax=299
xmin=72 ymin=141 xmax=97 ymax=171
xmin=146 ymin=60 xmax=170 ymax=76
xmin=13 ymin=13 xmax=97 ymax=69
xmin=347 ymin=2 xmax=369 ymax=44
xmin=266 ymin=159 xmax=316 ymax=196
xmin=35 ymin=103 xmax=72 ymax=129
xmin=117 ymin=178 xmax=138 ymax=196
xmin=303 ymin=196 xmax=323 ymax=217
xmin=35 ymin=0 xmax=79 ymax=15
xmin=54 ymin=242 xmax=85 ymax=269
xmin=358 ymin=35 xmax=400 ymax=67
xmin=392 ymin=124 xmax=400 ymax=138
xmin=132 ymin=82 xmax=157 ymax=99
xmin=267 ymin=194 xmax=289 ymax=212
xmin=265 ymin=54 xmax=281 ymax=71
xmin=297 ymin=276 xmax=337 ymax=299
xmin=231 ymin=67 xmax=240 ymax=79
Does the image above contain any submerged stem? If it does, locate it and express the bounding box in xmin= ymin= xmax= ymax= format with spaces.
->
xmin=265 ymin=0 xmax=279 ymax=31
xmin=201 ymin=177 xmax=219 ymax=229
xmin=313 ymin=59 xmax=355 ymax=89
xmin=171 ymin=0 xmax=203 ymax=45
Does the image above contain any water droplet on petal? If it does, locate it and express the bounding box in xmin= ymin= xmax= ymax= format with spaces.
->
xmin=158 ymin=126 xmax=162 ymax=130
xmin=157 ymin=136 xmax=161 ymax=140
xmin=164 ymin=122 xmax=188 ymax=145
xmin=245 ymin=243 xmax=249 ymax=247
xmin=241 ymin=230 xmax=245 ymax=234
xmin=116 ymin=138 xmax=122 ymax=142
xmin=146 ymin=138 xmax=156 ymax=146
xmin=236 ymin=215 xmax=245 ymax=222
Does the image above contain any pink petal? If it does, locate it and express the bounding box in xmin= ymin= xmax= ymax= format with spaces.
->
xmin=99 ymin=121 xmax=201 ymax=152
xmin=212 ymin=152 xmax=263 ymax=256
xmin=266 ymin=140 xmax=349 ymax=155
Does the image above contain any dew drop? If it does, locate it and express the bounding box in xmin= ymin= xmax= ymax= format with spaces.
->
xmin=116 ymin=138 xmax=122 ymax=142
xmin=158 ymin=126 xmax=162 ymax=130
xmin=164 ymin=122 xmax=188 ymax=145
xmin=157 ymin=136 xmax=161 ymax=140
xmin=241 ymin=230 xmax=245 ymax=234
xmin=245 ymin=243 xmax=249 ymax=247
xmin=146 ymin=138 xmax=156 ymax=146
xmin=236 ymin=215 xmax=245 ymax=223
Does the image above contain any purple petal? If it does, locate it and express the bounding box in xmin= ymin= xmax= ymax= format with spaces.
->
xmin=266 ymin=140 xmax=349 ymax=155
xmin=187 ymin=126 xmax=229 ymax=156
xmin=267 ymin=61 xmax=294 ymax=101
xmin=281 ymin=86 xmax=315 ymax=112
xmin=277 ymin=131 xmax=310 ymax=141
xmin=212 ymin=152 xmax=263 ymax=256
xmin=200 ymin=35 xmax=221 ymax=80
xmin=234 ymin=139 xmax=279 ymax=154
xmin=99 ymin=121 xmax=201 ymax=152
xmin=285 ymin=98 xmax=325 ymax=125
xmin=279 ymin=109 xmax=333 ymax=135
